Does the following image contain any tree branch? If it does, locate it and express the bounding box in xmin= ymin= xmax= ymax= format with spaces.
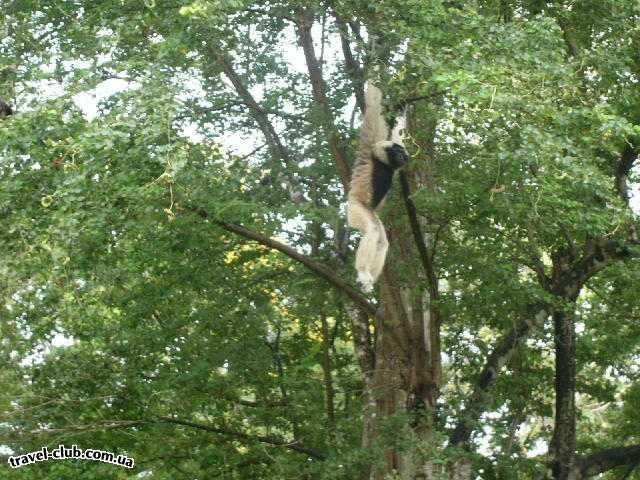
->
xmin=450 ymin=236 xmax=634 ymax=448
xmin=187 ymin=205 xmax=377 ymax=317
xmin=577 ymin=445 xmax=640 ymax=477
xmin=392 ymin=92 xmax=443 ymax=112
xmin=332 ymin=10 xmax=365 ymax=114
xmin=549 ymin=237 xmax=633 ymax=298
xmin=157 ymin=416 xmax=326 ymax=460
xmin=211 ymin=51 xmax=305 ymax=203
xmin=398 ymin=171 xmax=437 ymax=297
xmin=2 ymin=420 xmax=148 ymax=439
xmin=4 ymin=417 xmax=325 ymax=461
xmin=295 ymin=7 xmax=352 ymax=191
xmin=448 ymin=303 xmax=550 ymax=447
xmin=232 ymin=143 xmax=268 ymax=162
xmin=214 ymin=52 xmax=291 ymax=164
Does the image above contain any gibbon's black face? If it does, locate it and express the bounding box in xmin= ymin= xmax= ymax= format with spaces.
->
xmin=385 ymin=143 xmax=408 ymax=169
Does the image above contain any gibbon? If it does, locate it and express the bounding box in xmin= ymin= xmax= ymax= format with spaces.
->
xmin=347 ymin=82 xmax=408 ymax=292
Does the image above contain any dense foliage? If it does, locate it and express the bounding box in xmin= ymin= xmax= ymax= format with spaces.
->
xmin=1 ymin=1 xmax=639 ymax=479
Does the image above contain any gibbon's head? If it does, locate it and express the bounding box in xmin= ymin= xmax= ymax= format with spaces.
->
xmin=373 ymin=141 xmax=409 ymax=169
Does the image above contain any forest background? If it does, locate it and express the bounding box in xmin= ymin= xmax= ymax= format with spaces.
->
xmin=1 ymin=1 xmax=640 ymax=479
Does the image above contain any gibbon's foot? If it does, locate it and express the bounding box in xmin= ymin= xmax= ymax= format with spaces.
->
xmin=357 ymin=271 xmax=375 ymax=293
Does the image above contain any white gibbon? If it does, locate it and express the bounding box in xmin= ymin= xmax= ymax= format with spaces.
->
xmin=347 ymin=82 xmax=408 ymax=292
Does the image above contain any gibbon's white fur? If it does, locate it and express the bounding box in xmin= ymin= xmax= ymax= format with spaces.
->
xmin=347 ymin=82 xmax=408 ymax=292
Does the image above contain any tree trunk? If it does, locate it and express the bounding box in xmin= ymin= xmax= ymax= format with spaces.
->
xmin=363 ymin=267 xmax=443 ymax=480
xmin=359 ymin=102 xmax=450 ymax=479
xmin=551 ymin=309 xmax=577 ymax=480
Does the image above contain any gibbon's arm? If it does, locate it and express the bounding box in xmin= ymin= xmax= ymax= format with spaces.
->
xmin=358 ymin=83 xmax=389 ymax=162
xmin=347 ymin=81 xmax=408 ymax=292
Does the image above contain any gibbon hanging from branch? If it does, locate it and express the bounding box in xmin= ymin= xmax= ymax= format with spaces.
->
xmin=347 ymin=81 xmax=408 ymax=292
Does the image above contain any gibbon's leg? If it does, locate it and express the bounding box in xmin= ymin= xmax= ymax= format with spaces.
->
xmin=348 ymin=199 xmax=380 ymax=292
xmin=369 ymin=216 xmax=389 ymax=284
xmin=356 ymin=227 xmax=380 ymax=292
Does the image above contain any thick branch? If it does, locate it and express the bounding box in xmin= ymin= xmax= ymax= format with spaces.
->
xmin=211 ymin=51 xmax=304 ymax=203
xmin=616 ymin=143 xmax=637 ymax=206
xmin=295 ymin=8 xmax=352 ymax=191
xmin=332 ymin=11 xmax=365 ymax=114
xmin=157 ymin=416 xmax=326 ymax=460
xmin=214 ymin=53 xmax=291 ymax=165
xmin=398 ymin=171 xmax=437 ymax=297
xmin=450 ymin=237 xmax=634 ymax=447
xmin=393 ymin=92 xmax=443 ymax=112
xmin=577 ymin=444 xmax=640 ymax=477
xmin=449 ymin=303 xmax=549 ymax=447
xmin=6 ymin=417 xmax=325 ymax=460
xmin=549 ymin=237 xmax=632 ymax=298
xmin=188 ymin=206 xmax=377 ymax=317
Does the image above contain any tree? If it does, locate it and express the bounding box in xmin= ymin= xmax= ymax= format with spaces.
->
xmin=1 ymin=1 xmax=639 ymax=479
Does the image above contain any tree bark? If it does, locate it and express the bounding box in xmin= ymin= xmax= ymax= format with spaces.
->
xmin=332 ymin=11 xmax=365 ymax=114
xmin=576 ymin=444 xmax=640 ymax=477
xmin=550 ymin=310 xmax=577 ymax=480
xmin=320 ymin=314 xmax=336 ymax=430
